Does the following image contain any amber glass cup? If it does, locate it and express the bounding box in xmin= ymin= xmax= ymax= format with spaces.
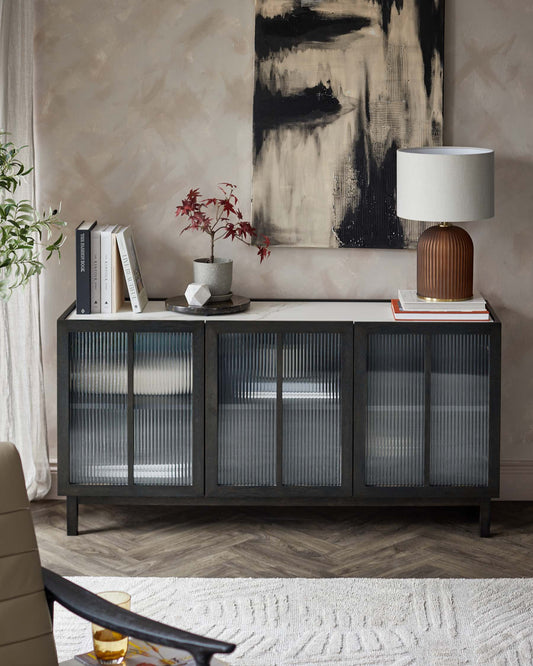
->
xmin=92 ymin=591 xmax=131 ymax=664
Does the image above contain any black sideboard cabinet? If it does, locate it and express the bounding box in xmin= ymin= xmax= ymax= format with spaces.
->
xmin=58 ymin=300 xmax=501 ymax=537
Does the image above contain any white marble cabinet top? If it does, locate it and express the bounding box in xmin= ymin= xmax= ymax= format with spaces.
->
xmin=67 ymin=299 xmax=494 ymax=323
xmin=67 ymin=300 xmax=396 ymax=322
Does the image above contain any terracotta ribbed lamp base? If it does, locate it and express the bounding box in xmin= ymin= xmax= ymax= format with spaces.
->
xmin=417 ymin=224 xmax=474 ymax=301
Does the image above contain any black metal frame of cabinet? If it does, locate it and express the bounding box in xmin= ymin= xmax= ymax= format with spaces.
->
xmin=204 ymin=321 xmax=354 ymax=498
xmin=354 ymin=321 xmax=501 ymax=497
xmin=57 ymin=301 xmax=501 ymax=538
xmin=57 ymin=309 xmax=205 ymax=535
xmin=353 ymin=318 xmax=501 ymax=536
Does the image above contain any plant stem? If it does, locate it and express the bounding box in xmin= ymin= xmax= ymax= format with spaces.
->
xmin=210 ymin=232 xmax=215 ymax=263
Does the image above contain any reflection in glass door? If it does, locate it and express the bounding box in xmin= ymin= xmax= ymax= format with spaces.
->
xmin=282 ymin=332 xmax=342 ymax=486
xmin=430 ymin=334 xmax=490 ymax=486
xmin=69 ymin=331 xmax=128 ymax=485
xmin=217 ymin=333 xmax=277 ymax=486
xmin=365 ymin=333 xmax=425 ymax=487
xmin=133 ymin=332 xmax=194 ymax=486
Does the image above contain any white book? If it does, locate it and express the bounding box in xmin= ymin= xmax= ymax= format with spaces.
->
xmin=111 ymin=225 xmax=126 ymax=312
xmin=90 ymin=224 xmax=103 ymax=313
xmin=398 ymin=289 xmax=487 ymax=312
xmin=100 ymin=224 xmax=118 ymax=313
xmin=116 ymin=226 xmax=148 ymax=313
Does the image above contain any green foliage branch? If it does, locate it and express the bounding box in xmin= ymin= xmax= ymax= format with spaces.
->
xmin=0 ymin=132 xmax=65 ymax=300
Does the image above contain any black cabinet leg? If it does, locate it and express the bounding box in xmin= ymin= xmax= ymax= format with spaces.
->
xmin=479 ymin=500 xmax=491 ymax=538
xmin=67 ymin=496 xmax=79 ymax=536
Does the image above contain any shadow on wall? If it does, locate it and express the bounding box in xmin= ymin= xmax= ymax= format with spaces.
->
xmin=493 ymin=154 xmax=533 ymax=211
xmin=480 ymin=155 xmax=533 ymax=288
xmin=474 ymin=156 xmax=533 ymax=456
xmin=475 ymin=155 xmax=533 ymax=315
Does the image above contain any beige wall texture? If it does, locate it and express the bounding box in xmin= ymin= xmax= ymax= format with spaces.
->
xmin=34 ymin=1 xmax=533 ymax=474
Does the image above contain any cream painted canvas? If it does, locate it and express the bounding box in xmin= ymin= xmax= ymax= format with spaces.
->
xmin=252 ymin=0 xmax=444 ymax=248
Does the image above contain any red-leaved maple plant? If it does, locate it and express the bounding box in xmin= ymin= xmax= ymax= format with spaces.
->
xmin=175 ymin=183 xmax=271 ymax=263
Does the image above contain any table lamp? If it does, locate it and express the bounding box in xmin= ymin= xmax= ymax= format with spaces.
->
xmin=396 ymin=147 xmax=494 ymax=301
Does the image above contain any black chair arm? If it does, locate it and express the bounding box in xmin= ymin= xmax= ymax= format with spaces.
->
xmin=42 ymin=567 xmax=235 ymax=666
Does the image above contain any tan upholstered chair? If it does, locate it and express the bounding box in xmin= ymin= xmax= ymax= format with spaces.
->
xmin=0 ymin=441 xmax=58 ymax=665
xmin=0 ymin=442 xmax=235 ymax=666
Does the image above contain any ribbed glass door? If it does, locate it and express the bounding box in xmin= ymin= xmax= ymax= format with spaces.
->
xmin=217 ymin=333 xmax=277 ymax=486
xmin=133 ymin=332 xmax=194 ymax=486
xmin=69 ymin=331 xmax=128 ymax=485
xmin=213 ymin=327 xmax=349 ymax=493
xmin=430 ymin=334 xmax=490 ymax=486
xmin=362 ymin=329 xmax=493 ymax=493
xmin=365 ymin=333 xmax=425 ymax=487
xmin=282 ymin=333 xmax=342 ymax=486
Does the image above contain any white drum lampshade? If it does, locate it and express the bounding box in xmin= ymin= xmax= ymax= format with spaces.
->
xmin=397 ymin=147 xmax=494 ymax=301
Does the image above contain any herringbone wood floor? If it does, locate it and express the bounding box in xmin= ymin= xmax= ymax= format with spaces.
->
xmin=32 ymin=502 xmax=533 ymax=578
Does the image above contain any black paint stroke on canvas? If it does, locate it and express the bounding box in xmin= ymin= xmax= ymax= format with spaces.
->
xmin=255 ymin=6 xmax=371 ymax=60
xmin=254 ymin=81 xmax=341 ymax=157
xmin=335 ymin=75 xmax=404 ymax=249
xmin=252 ymin=0 xmax=444 ymax=249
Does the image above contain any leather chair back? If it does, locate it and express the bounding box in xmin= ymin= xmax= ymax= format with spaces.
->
xmin=0 ymin=442 xmax=58 ymax=665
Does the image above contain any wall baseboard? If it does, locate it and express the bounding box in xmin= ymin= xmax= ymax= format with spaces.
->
xmin=499 ymin=460 xmax=533 ymax=501
xmin=43 ymin=460 xmax=533 ymax=502
xmin=45 ymin=460 xmax=60 ymax=500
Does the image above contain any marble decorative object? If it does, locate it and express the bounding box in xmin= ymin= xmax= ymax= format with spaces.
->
xmin=184 ymin=283 xmax=211 ymax=307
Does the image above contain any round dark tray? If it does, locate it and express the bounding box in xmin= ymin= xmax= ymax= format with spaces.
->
xmin=165 ymin=294 xmax=250 ymax=316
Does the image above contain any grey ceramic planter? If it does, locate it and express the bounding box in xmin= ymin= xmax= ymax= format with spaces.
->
xmin=193 ymin=258 xmax=233 ymax=296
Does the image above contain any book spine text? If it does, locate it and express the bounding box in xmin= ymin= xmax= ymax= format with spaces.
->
xmin=116 ymin=232 xmax=141 ymax=312
xmin=90 ymin=227 xmax=101 ymax=313
xmin=101 ymin=228 xmax=113 ymax=314
xmin=76 ymin=228 xmax=91 ymax=314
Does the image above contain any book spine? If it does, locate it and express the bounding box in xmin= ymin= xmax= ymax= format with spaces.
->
xmin=101 ymin=229 xmax=113 ymax=313
xmin=76 ymin=228 xmax=91 ymax=314
xmin=90 ymin=228 xmax=101 ymax=313
xmin=116 ymin=231 xmax=141 ymax=313
xmin=111 ymin=229 xmax=125 ymax=312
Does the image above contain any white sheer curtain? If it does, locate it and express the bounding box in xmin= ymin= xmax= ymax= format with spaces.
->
xmin=0 ymin=0 xmax=51 ymax=499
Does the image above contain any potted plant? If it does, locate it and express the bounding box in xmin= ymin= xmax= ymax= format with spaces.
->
xmin=0 ymin=132 xmax=65 ymax=300
xmin=175 ymin=183 xmax=270 ymax=297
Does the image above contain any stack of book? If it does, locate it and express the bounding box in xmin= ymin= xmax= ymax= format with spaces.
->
xmin=76 ymin=222 xmax=148 ymax=314
xmin=392 ymin=290 xmax=490 ymax=321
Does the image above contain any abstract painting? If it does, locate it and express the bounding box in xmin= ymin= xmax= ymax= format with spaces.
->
xmin=252 ymin=0 xmax=444 ymax=248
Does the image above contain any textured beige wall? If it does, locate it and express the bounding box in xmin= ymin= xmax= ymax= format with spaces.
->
xmin=35 ymin=0 xmax=533 ymax=464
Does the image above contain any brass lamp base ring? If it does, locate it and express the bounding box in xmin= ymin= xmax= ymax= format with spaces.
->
xmin=416 ymin=294 xmax=474 ymax=303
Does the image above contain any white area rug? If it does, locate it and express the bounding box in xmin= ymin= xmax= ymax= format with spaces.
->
xmin=55 ymin=577 xmax=533 ymax=665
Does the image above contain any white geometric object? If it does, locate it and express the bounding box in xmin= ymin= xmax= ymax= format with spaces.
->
xmin=185 ymin=283 xmax=211 ymax=307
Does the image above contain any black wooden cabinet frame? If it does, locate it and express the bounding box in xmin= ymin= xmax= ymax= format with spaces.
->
xmin=354 ymin=321 xmax=501 ymax=501
xmin=58 ymin=315 xmax=205 ymax=534
xmin=57 ymin=301 xmax=501 ymax=537
xmin=204 ymin=321 xmax=354 ymax=499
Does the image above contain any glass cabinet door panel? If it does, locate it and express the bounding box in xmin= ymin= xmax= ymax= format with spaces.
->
xmin=282 ymin=333 xmax=342 ymax=486
xmin=365 ymin=333 xmax=425 ymax=487
xmin=430 ymin=334 xmax=490 ymax=486
xmin=133 ymin=332 xmax=193 ymax=486
xmin=69 ymin=331 xmax=128 ymax=485
xmin=217 ymin=333 xmax=277 ymax=486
